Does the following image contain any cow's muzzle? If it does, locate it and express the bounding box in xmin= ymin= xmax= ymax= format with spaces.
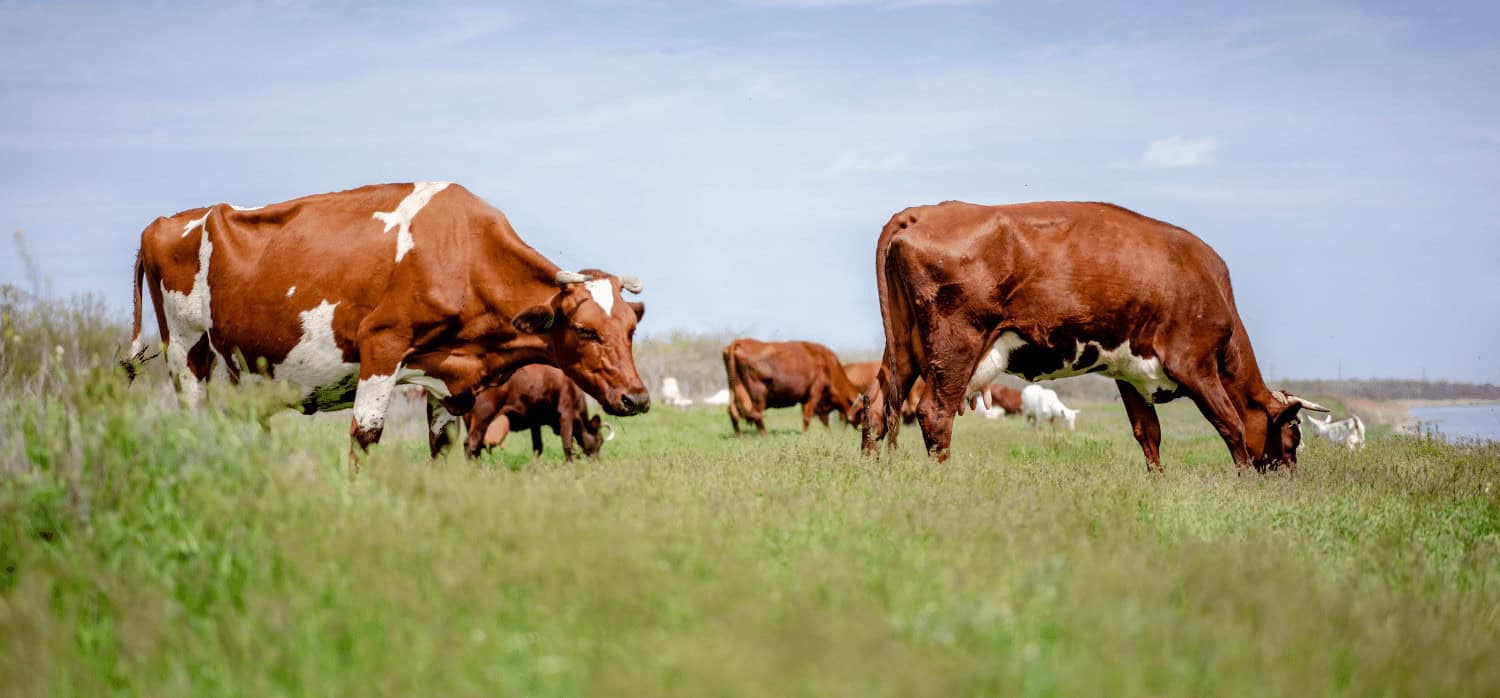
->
xmin=615 ymin=390 xmax=651 ymax=416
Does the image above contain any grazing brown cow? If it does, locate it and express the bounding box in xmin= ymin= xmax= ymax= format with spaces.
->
xmin=463 ymin=364 xmax=613 ymax=461
xmin=971 ymin=384 xmax=1023 ymax=415
xmin=860 ymin=201 xmax=1327 ymax=472
xmin=124 ymin=182 xmax=649 ymax=466
xmin=723 ymin=338 xmax=863 ymax=435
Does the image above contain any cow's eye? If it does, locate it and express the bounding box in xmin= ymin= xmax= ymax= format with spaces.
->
xmin=575 ymin=326 xmax=601 ymax=342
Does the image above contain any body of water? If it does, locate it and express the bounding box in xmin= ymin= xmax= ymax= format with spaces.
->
xmin=1407 ymin=403 xmax=1500 ymax=443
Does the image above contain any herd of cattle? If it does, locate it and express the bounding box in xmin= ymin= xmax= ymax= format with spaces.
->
xmin=122 ymin=182 xmax=1366 ymax=474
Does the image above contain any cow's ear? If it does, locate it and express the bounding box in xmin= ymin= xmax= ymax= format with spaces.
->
xmin=627 ymin=301 xmax=645 ymax=322
xmin=513 ymin=304 xmax=556 ymax=334
xmin=589 ymin=414 xmax=602 ymax=429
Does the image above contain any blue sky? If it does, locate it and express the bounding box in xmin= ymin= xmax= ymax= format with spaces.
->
xmin=2 ymin=0 xmax=1497 ymax=382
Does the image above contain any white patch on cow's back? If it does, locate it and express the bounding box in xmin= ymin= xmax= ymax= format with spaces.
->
xmin=228 ymin=204 xmax=262 ymax=211
xmin=584 ymin=278 xmax=615 ymax=315
xmin=274 ymin=300 xmax=358 ymax=395
xmin=965 ymin=331 xmax=1026 ymax=396
xmin=286 ymin=286 xmax=296 ymax=297
xmin=372 ymin=181 xmax=451 ymax=263
xmin=181 ymin=211 xmax=210 ymax=238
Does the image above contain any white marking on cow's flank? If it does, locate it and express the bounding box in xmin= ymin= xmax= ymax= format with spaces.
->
xmin=274 ymin=300 xmax=358 ymax=396
xmin=1039 ymin=340 xmax=1177 ymax=402
xmin=161 ymin=209 xmax=216 ymax=400
xmin=584 ymin=278 xmax=615 ymax=315
xmin=372 ymin=181 xmax=451 ymax=263
xmin=286 ymin=286 xmax=296 ymax=297
xmin=966 ymin=331 xmax=1026 ymax=397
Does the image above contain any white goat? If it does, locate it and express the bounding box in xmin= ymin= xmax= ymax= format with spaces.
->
xmin=1304 ymin=414 xmax=1365 ymax=450
xmin=660 ymin=377 xmax=695 ymax=407
xmin=1021 ymin=384 xmax=1079 ymax=431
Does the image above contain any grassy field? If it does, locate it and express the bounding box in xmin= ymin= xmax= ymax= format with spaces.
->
xmin=3 ymin=292 xmax=1500 ymax=695
xmin=4 ymin=369 xmax=1500 ymax=697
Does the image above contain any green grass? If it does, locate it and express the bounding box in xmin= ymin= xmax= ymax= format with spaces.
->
xmin=3 ymin=335 xmax=1499 ymax=695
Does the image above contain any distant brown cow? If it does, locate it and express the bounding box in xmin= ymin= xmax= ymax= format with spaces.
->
xmin=842 ymin=361 xmax=880 ymax=395
xmin=125 ymin=182 xmax=649 ymax=466
xmin=861 ymin=201 xmax=1327 ymax=472
xmin=464 ymin=364 xmax=613 ymax=461
xmin=723 ymin=339 xmax=863 ymax=435
xmin=839 ymin=361 xmax=881 ymax=426
xmin=971 ymin=384 xmax=1023 ymax=415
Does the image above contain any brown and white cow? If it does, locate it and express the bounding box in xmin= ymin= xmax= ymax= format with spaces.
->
xmin=722 ymin=338 xmax=863 ymax=435
xmin=860 ymin=201 xmax=1327 ymax=472
xmin=124 ymin=182 xmax=649 ymax=465
xmin=463 ymin=364 xmax=614 ymax=461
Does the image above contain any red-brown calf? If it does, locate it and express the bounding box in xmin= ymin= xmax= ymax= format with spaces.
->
xmin=464 ymin=364 xmax=613 ymax=461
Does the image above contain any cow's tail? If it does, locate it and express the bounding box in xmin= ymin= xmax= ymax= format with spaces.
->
xmin=864 ymin=210 xmax=923 ymax=451
xmin=723 ymin=342 xmax=750 ymax=417
xmin=120 ymin=247 xmax=156 ymax=382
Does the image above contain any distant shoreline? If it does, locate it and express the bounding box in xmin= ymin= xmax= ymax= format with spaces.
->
xmin=1395 ymin=398 xmax=1500 ymax=408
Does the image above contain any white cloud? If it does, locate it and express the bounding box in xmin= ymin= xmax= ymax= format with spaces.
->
xmin=1137 ymin=136 xmax=1218 ymax=168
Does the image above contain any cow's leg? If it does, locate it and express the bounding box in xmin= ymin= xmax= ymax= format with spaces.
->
xmin=426 ymin=395 xmax=458 ymax=459
xmin=347 ymin=330 xmax=411 ymax=470
xmin=866 ymin=360 xmax=917 ymax=455
xmin=464 ymin=410 xmax=493 ymax=458
xmin=1173 ymin=361 xmax=1251 ymax=472
xmin=530 ymin=426 xmax=544 ymax=457
xmin=817 ymin=407 xmax=832 ymax=430
xmin=559 ymin=419 xmax=575 ymax=462
xmin=914 ymin=325 xmax=985 ymax=462
xmin=1118 ymin=381 xmax=1163 ymax=472
xmin=727 ymin=396 xmax=743 ymax=436
xmin=801 ymin=400 xmax=817 ymax=433
xmin=165 ymin=333 xmax=214 ymax=407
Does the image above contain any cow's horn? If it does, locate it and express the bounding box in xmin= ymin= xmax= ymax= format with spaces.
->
xmin=1291 ymin=396 xmax=1331 ymax=413
xmin=618 ymin=276 xmax=643 ymax=294
xmin=601 ymin=422 xmax=616 ymax=442
xmin=555 ymin=270 xmax=588 ymax=285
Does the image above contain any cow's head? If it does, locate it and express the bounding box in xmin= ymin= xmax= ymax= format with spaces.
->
xmin=513 ymin=270 xmax=650 ymax=416
xmin=577 ymin=415 xmax=615 ymax=457
xmin=1255 ymin=390 xmax=1329 ymax=468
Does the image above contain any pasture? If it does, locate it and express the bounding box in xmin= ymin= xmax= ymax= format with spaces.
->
xmin=4 ymin=304 xmax=1499 ymax=696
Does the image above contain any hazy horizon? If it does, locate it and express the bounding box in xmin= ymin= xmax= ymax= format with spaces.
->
xmin=3 ymin=1 xmax=1497 ymax=382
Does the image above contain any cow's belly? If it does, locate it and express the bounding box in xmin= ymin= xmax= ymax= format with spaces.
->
xmin=968 ymin=332 xmax=1179 ymax=404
